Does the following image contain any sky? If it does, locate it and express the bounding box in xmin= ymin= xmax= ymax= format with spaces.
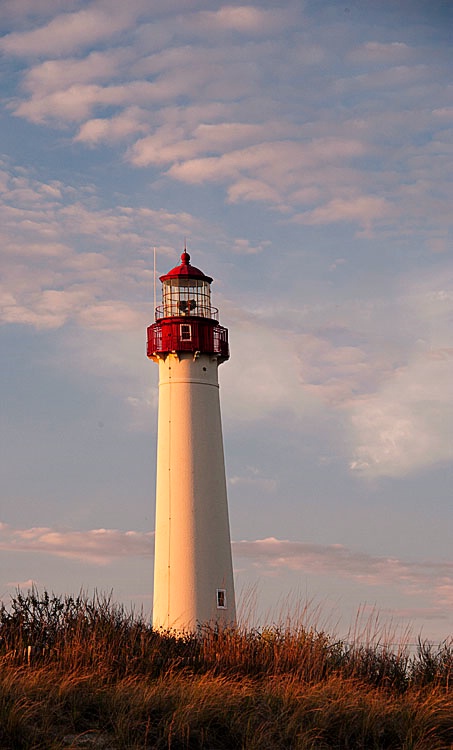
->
xmin=0 ymin=0 xmax=452 ymax=643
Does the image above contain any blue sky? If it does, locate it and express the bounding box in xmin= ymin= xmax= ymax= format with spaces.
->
xmin=0 ymin=0 xmax=452 ymax=642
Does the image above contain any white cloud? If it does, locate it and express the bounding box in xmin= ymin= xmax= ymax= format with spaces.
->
xmin=1 ymin=240 xmax=70 ymax=258
xmin=227 ymin=177 xmax=282 ymax=205
xmin=75 ymin=108 xmax=148 ymax=144
xmin=233 ymin=537 xmax=453 ymax=608
xmin=3 ymin=523 xmax=453 ymax=613
xmin=231 ymin=238 xmax=270 ymax=255
xmin=50 ymin=325 xmax=157 ymax=432
xmin=4 ymin=160 xmax=447 ymax=478
xmin=0 ymin=4 xmax=139 ymax=57
xmin=221 ymin=306 xmax=383 ymax=430
xmin=193 ymin=6 xmax=292 ymax=35
xmin=220 ymin=262 xmax=453 ymax=479
xmin=349 ymin=348 xmax=453 ymax=477
xmin=348 ymin=41 xmax=412 ymax=65
xmin=1 ymin=3 xmax=450 ymax=241
xmin=166 ymin=139 xmax=366 ymax=186
xmin=0 ymin=0 xmax=80 ymax=22
xmin=349 ymin=270 xmax=453 ymax=477
xmin=13 ymin=81 xmax=162 ymax=124
xmin=221 ymin=317 xmax=312 ymax=422
xmin=353 ymin=64 xmax=433 ymax=91
xmin=23 ymin=49 xmax=131 ymax=94
xmin=235 ymin=537 xmax=401 ymax=581
xmin=77 ymin=302 xmax=145 ymax=331
xmin=129 ymin=122 xmax=282 ymax=167
xmin=296 ymin=332 xmax=392 ymax=407
xmin=229 ymin=466 xmax=277 ymax=493
xmin=1 ymin=0 xmax=82 ymax=17
xmin=0 ymin=6 xmax=451 ymax=453
xmin=0 ymin=164 xmax=206 ymax=331
xmin=297 ymin=195 xmax=392 ymax=233
xmin=0 ymin=523 xmax=153 ymax=564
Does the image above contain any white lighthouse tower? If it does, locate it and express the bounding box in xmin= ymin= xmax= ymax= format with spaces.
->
xmin=147 ymin=250 xmax=236 ymax=632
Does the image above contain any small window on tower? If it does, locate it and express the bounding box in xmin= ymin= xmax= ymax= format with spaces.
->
xmin=180 ymin=324 xmax=192 ymax=341
xmin=216 ymin=589 xmax=227 ymax=609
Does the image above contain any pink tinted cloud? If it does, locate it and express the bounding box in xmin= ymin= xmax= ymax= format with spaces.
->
xmin=165 ymin=139 xmax=365 ymax=192
xmin=233 ymin=537 xmax=453 ymax=603
xmin=349 ymin=350 xmax=453 ymax=478
xmin=0 ymin=165 xmax=207 ymax=331
xmin=75 ymin=109 xmax=149 ymax=144
xmin=194 ymin=6 xmax=292 ymax=35
xmin=0 ymin=523 xmax=153 ymax=564
xmin=77 ymin=302 xmax=145 ymax=331
xmin=0 ymin=5 xmax=138 ymax=57
xmin=13 ymin=81 xmax=163 ymax=124
xmin=23 ymin=50 xmax=132 ymax=94
xmin=297 ymin=195 xmax=391 ymax=231
xmin=3 ymin=523 xmax=451 ymax=596
xmin=348 ymin=41 xmax=412 ymax=65
xmin=2 ymin=524 xmax=453 ymax=616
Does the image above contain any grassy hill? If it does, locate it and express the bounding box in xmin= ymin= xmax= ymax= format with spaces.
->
xmin=0 ymin=591 xmax=452 ymax=749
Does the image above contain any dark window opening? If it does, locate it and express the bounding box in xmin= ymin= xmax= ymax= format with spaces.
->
xmin=216 ymin=589 xmax=227 ymax=609
xmin=180 ymin=324 xmax=192 ymax=341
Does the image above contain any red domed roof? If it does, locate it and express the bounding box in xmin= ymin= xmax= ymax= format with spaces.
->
xmin=160 ymin=251 xmax=213 ymax=283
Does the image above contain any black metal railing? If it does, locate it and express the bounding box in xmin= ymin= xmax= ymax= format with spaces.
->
xmin=154 ymin=305 xmax=219 ymax=322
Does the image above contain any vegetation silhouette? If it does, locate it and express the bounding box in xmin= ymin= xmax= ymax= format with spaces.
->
xmin=0 ymin=590 xmax=452 ymax=748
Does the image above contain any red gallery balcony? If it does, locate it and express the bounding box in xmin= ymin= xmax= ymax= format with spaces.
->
xmin=147 ymin=317 xmax=229 ymax=362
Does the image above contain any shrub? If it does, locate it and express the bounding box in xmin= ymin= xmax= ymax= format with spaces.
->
xmin=0 ymin=591 xmax=452 ymax=749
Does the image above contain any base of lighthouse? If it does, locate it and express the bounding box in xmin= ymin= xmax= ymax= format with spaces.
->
xmin=153 ymin=351 xmax=236 ymax=632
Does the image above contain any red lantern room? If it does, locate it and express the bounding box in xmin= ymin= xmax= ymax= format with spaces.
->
xmin=147 ymin=251 xmax=229 ymax=362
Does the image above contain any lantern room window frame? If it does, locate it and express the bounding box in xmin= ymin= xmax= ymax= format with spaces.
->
xmin=162 ymin=277 xmax=212 ymax=319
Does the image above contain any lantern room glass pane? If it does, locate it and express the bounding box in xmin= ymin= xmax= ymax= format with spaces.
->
xmin=162 ymin=278 xmax=212 ymax=318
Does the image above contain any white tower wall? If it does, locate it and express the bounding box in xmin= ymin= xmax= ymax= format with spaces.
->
xmin=153 ymin=351 xmax=236 ymax=631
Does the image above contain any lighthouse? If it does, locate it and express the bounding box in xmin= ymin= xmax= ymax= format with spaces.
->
xmin=147 ymin=250 xmax=236 ymax=631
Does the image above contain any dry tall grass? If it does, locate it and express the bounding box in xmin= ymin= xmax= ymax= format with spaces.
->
xmin=0 ymin=591 xmax=452 ymax=749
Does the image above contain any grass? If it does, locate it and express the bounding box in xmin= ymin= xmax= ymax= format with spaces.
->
xmin=0 ymin=591 xmax=452 ymax=749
